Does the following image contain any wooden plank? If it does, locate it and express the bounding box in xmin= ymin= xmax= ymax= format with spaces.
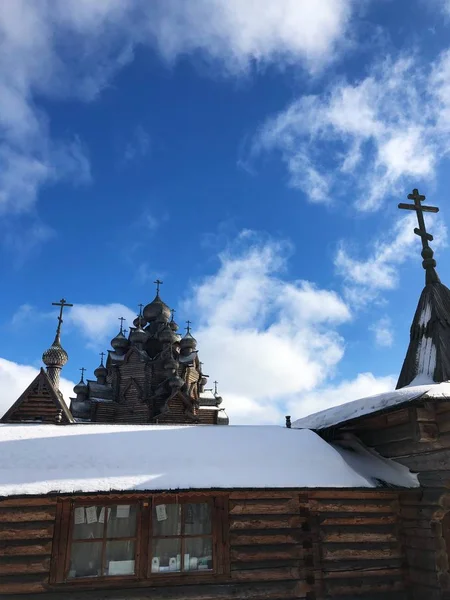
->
xmin=230 ymin=531 xmax=306 ymax=545
xmin=0 ymin=497 xmax=56 ymax=508
xmin=307 ymin=490 xmax=398 ymax=500
xmin=0 ymin=521 xmax=54 ymax=540
xmin=0 ymin=540 xmax=52 ymax=556
xmin=0 ymin=507 xmax=56 ymax=522
xmin=319 ymin=515 xmax=397 ymax=526
xmin=309 ymin=500 xmax=395 ymax=513
xmin=0 ymin=574 xmax=49 ymax=595
xmin=324 ymin=580 xmax=405 ymax=595
xmin=359 ymin=422 xmax=415 ymax=446
xmin=229 ymin=498 xmax=298 ymax=515
xmin=230 ymin=544 xmax=303 ymax=562
xmin=0 ymin=555 xmax=51 ymax=575
xmin=321 ymin=531 xmax=397 ymax=543
xmin=229 ymin=491 xmax=297 ymax=500
xmin=229 ymin=515 xmax=305 ymax=530
xmin=231 ymin=566 xmax=302 ymax=582
xmin=322 ymin=546 xmax=401 ymax=561
xmin=323 ymin=568 xmax=404 ymax=580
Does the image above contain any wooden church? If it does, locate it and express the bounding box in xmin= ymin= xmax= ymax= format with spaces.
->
xmin=1 ymin=189 xmax=450 ymax=600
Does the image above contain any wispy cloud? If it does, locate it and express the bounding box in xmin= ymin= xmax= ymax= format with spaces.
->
xmin=67 ymin=303 xmax=136 ymax=349
xmin=251 ymin=51 xmax=450 ymax=210
xmin=334 ymin=213 xmax=448 ymax=306
xmin=370 ymin=317 xmax=394 ymax=348
xmin=122 ymin=125 xmax=150 ymax=163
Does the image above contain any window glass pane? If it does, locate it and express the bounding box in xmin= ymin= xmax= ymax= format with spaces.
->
xmin=184 ymin=503 xmax=211 ymax=535
xmin=68 ymin=541 xmax=102 ymax=579
xmin=106 ymin=504 xmax=137 ymax=538
xmin=184 ymin=537 xmax=213 ymax=571
xmin=151 ymin=538 xmax=181 ymax=573
xmin=152 ymin=503 xmax=181 ymax=536
xmin=72 ymin=506 xmax=104 ymax=540
xmin=105 ymin=540 xmax=136 ymax=576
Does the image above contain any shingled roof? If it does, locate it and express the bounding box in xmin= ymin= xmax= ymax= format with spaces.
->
xmin=396 ymin=280 xmax=450 ymax=388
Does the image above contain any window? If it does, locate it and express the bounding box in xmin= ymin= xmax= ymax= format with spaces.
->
xmin=150 ymin=501 xmax=213 ymax=574
xmin=53 ymin=495 xmax=228 ymax=585
xmin=67 ymin=503 xmax=138 ymax=579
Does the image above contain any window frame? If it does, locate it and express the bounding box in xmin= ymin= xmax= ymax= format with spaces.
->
xmin=50 ymin=493 xmax=229 ymax=589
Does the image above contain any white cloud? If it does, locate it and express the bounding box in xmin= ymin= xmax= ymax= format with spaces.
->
xmin=252 ymin=52 xmax=450 ymax=210
xmin=287 ymin=372 xmax=396 ymax=420
xmin=184 ymin=231 xmax=393 ymax=424
xmin=0 ymin=0 xmax=355 ymax=222
xmin=0 ymin=357 xmax=75 ymax=418
xmin=123 ymin=125 xmax=150 ymax=163
xmin=68 ymin=303 xmax=136 ymax=348
xmin=370 ymin=317 xmax=393 ymax=348
xmin=335 ymin=213 xmax=448 ymax=305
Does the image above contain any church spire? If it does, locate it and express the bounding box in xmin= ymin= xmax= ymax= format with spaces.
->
xmin=396 ymin=190 xmax=450 ymax=388
xmin=42 ymin=298 xmax=73 ymax=390
xmin=398 ymin=188 xmax=440 ymax=284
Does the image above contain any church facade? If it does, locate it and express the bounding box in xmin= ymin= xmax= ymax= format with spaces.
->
xmin=1 ymin=189 xmax=450 ymax=600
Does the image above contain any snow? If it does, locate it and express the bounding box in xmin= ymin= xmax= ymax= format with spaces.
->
xmin=292 ymin=385 xmax=431 ymax=430
xmin=418 ymin=302 xmax=432 ymax=327
xmin=0 ymin=424 xmax=417 ymax=497
xmin=293 ymin=380 xmax=450 ymax=431
xmin=416 ymin=336 xmax=437 ymax=381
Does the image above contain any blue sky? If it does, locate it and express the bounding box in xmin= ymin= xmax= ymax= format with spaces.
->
xmin=1 ymin=0 xmax=450 ymax=423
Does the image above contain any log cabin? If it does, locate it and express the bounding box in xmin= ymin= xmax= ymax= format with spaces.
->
xmin=0 ymin=188 xmax=449 ymax=600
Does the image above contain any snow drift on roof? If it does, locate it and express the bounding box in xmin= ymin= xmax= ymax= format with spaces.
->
xmin=292 ymin=381 xmax=450 ymax=431
xmin=0 ymin=424 xmax=417 ymax=496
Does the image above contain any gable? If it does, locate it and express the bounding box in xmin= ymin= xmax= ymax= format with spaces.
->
xmin=1 ymin=368 xmax=74 ymax=424
xmin=156 ymin=390 xmax=198 ymax=424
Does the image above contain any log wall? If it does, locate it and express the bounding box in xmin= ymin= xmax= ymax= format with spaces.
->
xmin=0 ymin=489 xmax=409 ymax=600
xmin=343 ymin=400 xmax=450 ymax=600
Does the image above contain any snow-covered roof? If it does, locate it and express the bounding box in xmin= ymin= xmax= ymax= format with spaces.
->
xmin=293 ymin=381 xmax=450 ymax=431
xmin=0 ymin=424 xmax=417 ymax=497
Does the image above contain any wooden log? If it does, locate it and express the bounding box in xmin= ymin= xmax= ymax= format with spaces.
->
xmin=229 ymin=491 xmax=297 ymax=500
xmin=230 ymin=544 xmax=303 ymax=562
xmin=0 ymin=555 xmax=51 ymax=575
xmin=0 ymin=507 xmax=56 ymax=522
xmin=409 ymin=568 xmax=439 ymax=587
xmin=0 ymin=521 xmax=54 ymax=540
xmin=324 ymin=580 xmax=405 ymax=596
xmin=322 ymin=557 xmax=403 ymax=573
xmin=0 ymin=497 xmax=56 ymax=508
xmin=309 ymin=500 xmax=395 ymax=513
xmin=0 ymin=540 xmax=52 ymax=556
xmin=231 ymin=566 xmax=302 ymax=582
xmin=0 ymin=574 xmax=49 ymax=595
xmin=230 ymin=531 xmax=306 ymax=545
xmin=405 ymin=548 xmax=437 ymax=571
xmin=307 ymin=490 xmax=398 ymax=500
xmin=323 ymin=567 xmax=404 ymax=580
xmin=320 ymin=531 xmax=397 ymax=543
xmin=229 ymin=515 xmax=306 ymax=531
xmin=229 ymin=498 xmax=298 ymax=515
xmin=322 ymin=545 xmax=401 ymax=561
xmin=319 ymin=515 xmax=397 ymax=526
xmin=358 ymin=422 xmax=415 ymax=446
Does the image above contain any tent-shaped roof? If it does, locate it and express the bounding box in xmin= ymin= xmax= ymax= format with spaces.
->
xmin=0 ymin=368 xmax=74 ymax=424
xmin=0 ymin=423 xmax=417 ymax=497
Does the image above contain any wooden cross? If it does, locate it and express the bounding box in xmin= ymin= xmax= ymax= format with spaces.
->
xmin=118 ymin=316 xmax=126 ymax=333
xmin=154 ymin=279 xmax=163 ymax=295
xmin=99 ymin=352 xmax=105 ymax=366
xmin=171 ymin=308 xmax=176 ymax=322
xmin=80 ymin=367 xmax=86 ymax=381
xmin=51 ymin=298 xmax=73 ymax=336
xmin=398 ymin=188 xmax=439 ymax=250
xmin=138 ymin=303 xmax=144 ymax=316
xmin=214 ymin=380 xmax=218 ymax=395
xmin=123 ymin=329 xmax=128 ymax=337
xmin=185 ymin=320 xmax=192 ymax=334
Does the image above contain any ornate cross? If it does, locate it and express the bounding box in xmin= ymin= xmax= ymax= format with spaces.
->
xmin=185 ymin=320 xmax=192 ymax=334
xmin=118 ymin=316 xmax=126 ymax=333
xmin=51 ymin=298 xmax=73 ymax=337
xmin=154 ymin=279 xmax=163 ymax=295
xmin=80 ymin=367 xmax=86 ymax=381
xmin=171 ymin=308 xmax=176 ymax=322
xmin=398 ymin=188 xmax=440 ymax=284
xmin=99 ymin=352 xmax=105 ymax=366
xmin=138 ymin=303 xmax=144 ymax=317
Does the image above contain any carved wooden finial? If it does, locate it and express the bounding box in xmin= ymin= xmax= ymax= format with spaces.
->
xmin=398 ymin=189 xmax=440 ymax=284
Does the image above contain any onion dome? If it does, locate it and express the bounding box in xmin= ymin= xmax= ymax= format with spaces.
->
xmin=159 ymin=325 xmax=178 ymax=344
xmin=143 ymin=294 xmax=171 ymax=323
xmin=94 ymin=354 xmax=107 ymax=381
xmin=180 ymin=331 xmax=197 ymax=351
xmin=133 ymin=315 xmax=147 ymax=328
xmin=73 ymin=369 xmax=88 ymax=397
xmin=111 ymin=331 xmax=129 ymax=352
xmin=130 ymin=325 xmax=148 ymax=346
xmin=169 ymin=374 xmax=184 ymax=389
xmin=42 ymin=338 xmax=68 ymax=368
